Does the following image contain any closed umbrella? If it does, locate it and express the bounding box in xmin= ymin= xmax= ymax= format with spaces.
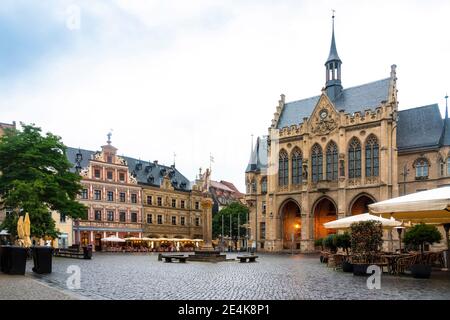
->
xmin=17 ymin=216 xmax=25 ymax=246
xmin=324 ymin=213 xmax=401 ymax=230
xmin=23 ymin=212 xmax=31 ymax=248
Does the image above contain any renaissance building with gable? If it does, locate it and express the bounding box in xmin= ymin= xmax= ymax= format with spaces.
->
xmin=245 ymin=17 xmax=450 ymax=252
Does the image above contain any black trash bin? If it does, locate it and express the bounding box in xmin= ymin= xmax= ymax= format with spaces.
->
xmin=32 ymin=246 xmax=53 ymax=274
xmin=1 ymin=246 xmax=27 ymax=275
xmin=83 ymin=246 xmax=92 ymax=259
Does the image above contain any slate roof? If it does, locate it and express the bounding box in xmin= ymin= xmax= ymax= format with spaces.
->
xmin=277 ymin=78 xmax=391 ymax=129
xmin=65 ymin=147 xmax=191 ymax=191
xmin=397 ymin=104 xmax=449 ymax=151
xmin=245 ymin=136 xmax=268 ymax=173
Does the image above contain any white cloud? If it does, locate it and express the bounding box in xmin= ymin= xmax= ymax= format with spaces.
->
xmin=1 ymin=0 xmax=450 ymax=192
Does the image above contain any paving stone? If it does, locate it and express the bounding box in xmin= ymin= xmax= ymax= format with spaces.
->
xmin=17 ymin=253 xmax=450 ymax=300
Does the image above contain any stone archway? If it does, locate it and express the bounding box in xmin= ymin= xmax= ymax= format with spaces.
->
xmin=279 ymin=199 xmax=302 ymax=249
xmin=313 ymin=197 xmax=337 ymax=239
xmin=349 ymin=194 xmax=376 ymax=215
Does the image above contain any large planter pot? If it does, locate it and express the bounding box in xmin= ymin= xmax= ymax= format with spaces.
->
xmin=32 ymin=246 xmax=53 ymax=274
xmin=410 ymin=264 xmax=432 ymax=279
xmin=83 ymin=246 xmax=92 ymax=259
xmin=342 ymin=261 xmax=353 ymax=273
xmin=1 ymin=246 xmax=27 ymax=275
xmin=352 ymin=263 xmax=370 ymax=276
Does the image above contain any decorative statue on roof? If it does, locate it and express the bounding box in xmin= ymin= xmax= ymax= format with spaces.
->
xmin=202 ymin=168 xmax=211 ymax=195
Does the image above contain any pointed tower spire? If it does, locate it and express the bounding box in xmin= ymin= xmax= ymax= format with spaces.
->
xmin=325 ymin=10 xmax=343 ymax=101
xmin=440 ymin=94 xmax=450 ymax=146
xmin=445 ymin=93 xmax=448 ymax=119
xmin=326 ymin=11 xmax=341 ymax=63
xmin=245 ymin=134 xmax=257 ymax=173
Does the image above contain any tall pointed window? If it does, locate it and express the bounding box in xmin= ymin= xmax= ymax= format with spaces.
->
xmin=291 ymin=148 xmax=303 ymax=185
xmin=326 ymin=142 xmax=338 ymax=181
xmin=261 ymin=177 xmax=267 ymax=194
xmin=447 ymin=157 xmax=450 ymax=176
xmin=365 ymin=135 xmax=379 ymax=177
xmin=278 ymin=150 xmax=288 ymax=186
xmin=414 ymin=158 xmax=429 ymax=178
xmin=311 ymin=144 xmax=323 ymax=183
xmin=348 ymin=138 xmax=361 ymax=179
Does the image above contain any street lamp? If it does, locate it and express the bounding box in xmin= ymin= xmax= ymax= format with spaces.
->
xmin=291 ymin=224 xmax=300 ymax=255
xmin=394 ymin=226 xmax=405 ymax=253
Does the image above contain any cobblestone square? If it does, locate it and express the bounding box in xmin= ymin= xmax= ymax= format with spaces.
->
xmin=26 ymin=253 xmax=450 ymax=300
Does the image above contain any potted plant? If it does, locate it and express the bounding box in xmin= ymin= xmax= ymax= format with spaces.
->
xmin=350 ymin=221 xmax=383 ymax=276
xmin=335 ymin=232 xmax=352 ymax=272
xmin=403 ymin=223 xmax=442 ymax=279
xmin=314 ymin=238 xmax=325 ymax=262
xmin=320 ymin=234 xmax=337 ymax=264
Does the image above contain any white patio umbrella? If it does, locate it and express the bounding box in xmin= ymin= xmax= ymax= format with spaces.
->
xmin=368 ymin=186 xmax=450 ymax=224
xmin=324 ymin=213 xmax=401 ymax=230
xmin=124 ymin=237 xmax=142 ymax=241
xmin=101 ymin=235 xmax=125 ymax=242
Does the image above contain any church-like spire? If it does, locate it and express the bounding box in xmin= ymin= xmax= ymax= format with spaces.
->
xmin=326 ymin=11 xmax=341 ymax=64
xmin=445 ymin=94 xmax=448 ymax=120
xmin=440 ymin=94 xmax=450 ymax=146
xmin=245 ymin=134 xmax=257 ymax=173
xmin=324 ymin=10 xmax=343 ymax=101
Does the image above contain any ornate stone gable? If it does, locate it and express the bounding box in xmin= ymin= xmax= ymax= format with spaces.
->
xmin=308 ymin=94 xmax=339 ymax=137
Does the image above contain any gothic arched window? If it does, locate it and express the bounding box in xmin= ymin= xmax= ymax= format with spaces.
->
xmin=311 ymin=144 xmax=323 ymax=183
xmin=365 ymin=135 xmax=379 ymax=177
xmin=291 ymin=148 xmax=303 ymax=185
xmin=447 ymin=157 xmax=450 ymax=176
xmin=261 ymin=177 xmax=267 ymax=194
xmin=348 ymin=138 xmax=361 ymax=179
xmin=251 ymin=179 xmax=257 ymax=193
xmin=326 ymin=141 xmax=338 ymax=181
xmin=414 ymin=158 xmax=429 ymax=178
xmin=278 ymin=150 xmax=288 ymax=186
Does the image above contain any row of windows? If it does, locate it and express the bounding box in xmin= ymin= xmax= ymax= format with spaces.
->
xmin=93 ymin=168 xmax=127 ymax=182
xmin=81 ymin=189 xmax=138 ymax=203
xmin=145 ymin=196 xmax=199 ymax=210
xmin=81 ymin=190 xmax=201 ymax=210
xmin=146 ymin=214 xmax=200 ymax=226
xmin=94 ymin=210 xmax=138 ymax=223
xmin=279 ymin=135 xmax=379 ymax=185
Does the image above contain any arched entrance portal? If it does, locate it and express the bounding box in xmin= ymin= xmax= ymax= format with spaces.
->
xmin=314 ymin=198 xmax=337 ymax=239
xmin=350 ymin=194 xmax=375 ymax=215
xmin=279 ymin=200 xmax=301 ymax=249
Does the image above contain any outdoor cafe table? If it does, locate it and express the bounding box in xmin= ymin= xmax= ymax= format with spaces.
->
xmin=381 ymin=253 xmax=411 ymax=275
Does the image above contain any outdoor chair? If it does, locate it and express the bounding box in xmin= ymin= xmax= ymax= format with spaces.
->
xmin=396 ymin=254 xmax=418 ymax=275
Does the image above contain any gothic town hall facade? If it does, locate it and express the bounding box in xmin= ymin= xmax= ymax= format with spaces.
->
xmin=245 ymin=19 xmax=450 ymax=252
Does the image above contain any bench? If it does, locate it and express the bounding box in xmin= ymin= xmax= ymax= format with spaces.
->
xmin=161 ymin=255 xmax=188 ymax=263
xmin=54 ymin=248 xmax=92 ymax=260
xmin=237 ymin=255 xmax=258 ymax=263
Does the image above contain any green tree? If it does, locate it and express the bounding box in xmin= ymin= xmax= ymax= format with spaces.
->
xmin=0 ymin=123 xmax=87 ymax=240
xmin=403 ymin=223 xmax=442 ymax=254
xmin=350 ymin=220 xmax=383 ymax=264
xmin=212 ymin=201 xmax=249 ymax=247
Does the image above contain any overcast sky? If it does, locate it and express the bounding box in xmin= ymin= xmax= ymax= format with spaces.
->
xmin=1 ymin=0 xmax=449 ymax=192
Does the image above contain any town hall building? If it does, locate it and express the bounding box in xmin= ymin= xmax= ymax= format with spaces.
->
xmin=245 ymin=16 xmax=450 ymax=252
